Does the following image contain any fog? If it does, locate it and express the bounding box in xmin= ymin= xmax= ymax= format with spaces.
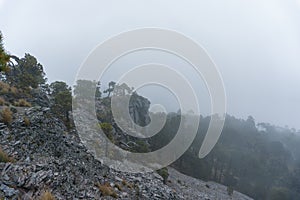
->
xmin=0 ymin=0 xmax=300 ymax=129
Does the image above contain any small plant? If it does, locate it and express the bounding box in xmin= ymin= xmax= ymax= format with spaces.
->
xmin=135 ymin=140 xmax=150 ymax=153
xmin=0 ymin=147 xmax=14 ymax=163
xmin=227 ymin=186 xmax=234 ymax=196
xmin=40 ymin=191 xmax=56 ymax=200
xmin=24 ymin=117 xmax=30 ymax=126
xmin=99 ymin=122 xmax=115 ymax=142
xmin=157 ymin=167 xmax=169 ymax=184
xmin=1 ymin=107 xmax=12 ymax=125
xmin=97 ymin=183 xmax=118 ymax=198
xmin=99 ymin=122 xmax=113 ymax=133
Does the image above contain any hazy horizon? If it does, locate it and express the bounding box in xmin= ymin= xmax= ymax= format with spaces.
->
xmin=1 ymin=0 xmax=300 ymax=129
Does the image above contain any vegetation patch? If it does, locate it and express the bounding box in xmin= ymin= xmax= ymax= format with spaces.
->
xmin=122 ymin=179 xmax=134 ymax=189
xmin=97 ymin=183 xmax=118 ymax=198
xmin=1 ymin=107 xmax=13 ymax=125
xmin=40 ymin=191 xmax=56 ymax=200
xmin=0 ymin=147 xmax=14 ymax=163
xmin=24 ymin=116 xmax=30 ymax=126
xmin=13 ymin=99 xmax=31 ymax=107
xmin=0 ymin=97 xmax=7 ymax=106
xmin=157 ymin=167 xmax=169 ymax=184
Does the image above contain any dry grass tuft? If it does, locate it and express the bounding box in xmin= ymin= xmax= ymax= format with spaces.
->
xmin=1 ymin=107 xmax=12 ymax=125
xmin=13 ymin=99 xmax=31 ymax=107
xmin=0 ymin=81 xmax=10 ymax=93
xmin=0 ymin=147 xmax=14 ymax=163
xmin=9 ymin=86 xmax=18 ymax=94
xmin=24 ymin=117 xmax=30 ymax=126
xmin=97 ymin=183 xmax=118 ymax=198
xmin=40 ymin=191 xmax=56 ymax=200
xmin=0 ymin=97 xmax=6 ymax=106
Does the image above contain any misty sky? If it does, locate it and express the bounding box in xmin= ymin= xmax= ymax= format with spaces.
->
xmin=0 ymin=0 xmax=300 ymax=129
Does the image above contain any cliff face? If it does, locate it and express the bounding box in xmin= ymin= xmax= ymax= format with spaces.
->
xmin=129 ymin=93 xmax=151 ymax=127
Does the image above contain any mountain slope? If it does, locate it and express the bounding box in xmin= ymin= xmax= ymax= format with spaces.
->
xmin=0 ymin=105 xmax=252 ymax=199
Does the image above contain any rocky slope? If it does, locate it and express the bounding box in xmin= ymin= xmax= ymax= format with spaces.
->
xmin=0 ymin=106 xmax=253 ymax=199
xmin=168 ymin=168 xmax=252 ymax=200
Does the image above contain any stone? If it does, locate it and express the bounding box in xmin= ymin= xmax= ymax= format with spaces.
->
xmin=0 ymin=183 xmax=18 ymax=197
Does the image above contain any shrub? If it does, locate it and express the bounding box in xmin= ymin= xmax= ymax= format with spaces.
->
xmin=99 ymin=122 xmax=113 ymax=134
xmin=99 ymin=122 xmax=115 ymax=142
xmin=0 ymin=147 xmax=14 ymax=163
xmin=97 ymin=183 xmax=118 ymax=198
xmin=135 ymin=140 xmax=149 ymax=153
xmin=40 ymin=191 xmax=56 ymax=200
xmin=157 ymin=167 xmax=169 ymax=184
xmin=1 ymin=107 xmax=12 ymax=125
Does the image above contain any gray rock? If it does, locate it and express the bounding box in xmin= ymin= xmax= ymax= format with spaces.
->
xmin=0 ymin=183 xmax=18 ymax=197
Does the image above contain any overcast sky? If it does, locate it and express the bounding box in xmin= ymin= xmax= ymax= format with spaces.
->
xmin=0 ymin=0 xmax=300 ymax=129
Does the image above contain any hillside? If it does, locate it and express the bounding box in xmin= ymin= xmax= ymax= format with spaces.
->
xmin=0 ymin=105 xmax=252 ymax=199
